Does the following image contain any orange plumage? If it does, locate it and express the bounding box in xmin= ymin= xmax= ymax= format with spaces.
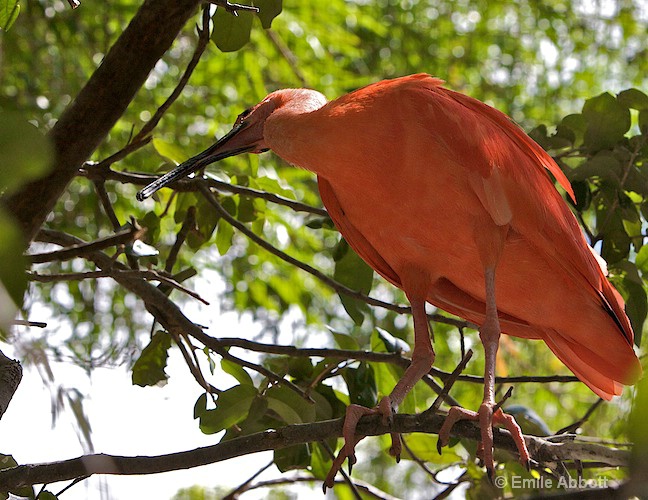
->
xmin=138 ymin=74 xmax=642 ymax=484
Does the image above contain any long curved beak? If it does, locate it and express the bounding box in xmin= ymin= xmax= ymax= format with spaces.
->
xmin=136 ymin=123 xmax=255 ymax=201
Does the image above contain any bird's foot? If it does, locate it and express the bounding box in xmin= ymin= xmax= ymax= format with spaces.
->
xmin=437 ymin=403 xmax=530 ymax=479
xmin=324 ymin=397 xmax=401 ymax=491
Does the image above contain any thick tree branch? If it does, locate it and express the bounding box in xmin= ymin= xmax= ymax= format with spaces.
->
xmin=0 ymin=411 xmax=631 ymax=491
xmin=3 ymin=0 xmax=202 ymax=242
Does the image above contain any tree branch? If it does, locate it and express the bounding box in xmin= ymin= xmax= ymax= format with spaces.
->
xmin=3 ymin=0 xmax=202 ymax=242
xmin=0 ymin=411 xmax=631 ymax=491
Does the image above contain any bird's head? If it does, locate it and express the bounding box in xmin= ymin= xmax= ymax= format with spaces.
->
xmin=136 ymin=88 xmax=326 ymax=201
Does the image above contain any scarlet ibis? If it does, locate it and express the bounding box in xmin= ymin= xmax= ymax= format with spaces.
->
xmin=137 ymin=74 xmax=641 ymax=486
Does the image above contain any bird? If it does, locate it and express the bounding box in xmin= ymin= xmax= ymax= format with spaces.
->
xmin=137 ymin=74 xmax=642 ymax=486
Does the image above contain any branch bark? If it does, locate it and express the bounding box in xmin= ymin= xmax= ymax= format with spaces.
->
xmin=0 ymin=412 xmax=630 ymax=491
xmin=3 ymin=0 xmax=201 ymax=242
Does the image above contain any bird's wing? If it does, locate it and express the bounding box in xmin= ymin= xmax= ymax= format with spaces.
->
xmin=318 ymin=176 xmax=402 ymax=288
xmin=396 ymin=78 xmax=634 ymax=341
xmin=431 ymin=83 xmax=635 ymax=343
xmin=417 ymin=84 xmax=596 ymax=283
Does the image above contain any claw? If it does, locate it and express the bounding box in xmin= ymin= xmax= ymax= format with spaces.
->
xmin=437 ymin=438 xmax=443 ymax=455
xmin=486 ymin=466 xmax=495 ymax=484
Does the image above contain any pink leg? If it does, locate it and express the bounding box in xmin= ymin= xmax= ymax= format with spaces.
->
xmin=324 ymin=296 xmax=435 ymax=490
xmin=437 ymin=267 xmax=529 ymax=477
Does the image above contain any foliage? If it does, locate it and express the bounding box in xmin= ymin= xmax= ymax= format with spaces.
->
xmin=0 ymin=0 xmax=647 ymax=498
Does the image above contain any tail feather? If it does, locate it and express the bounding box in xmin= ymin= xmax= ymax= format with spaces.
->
xmin=542 ymin=329 xmax=640 ymax=400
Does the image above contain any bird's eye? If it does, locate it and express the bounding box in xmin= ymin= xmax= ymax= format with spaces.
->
xmin=236 ymin=107 xmax=253 ymax=124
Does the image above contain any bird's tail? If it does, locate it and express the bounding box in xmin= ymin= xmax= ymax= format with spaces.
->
xmin=542 ymin=278 xmax=641 ymax=400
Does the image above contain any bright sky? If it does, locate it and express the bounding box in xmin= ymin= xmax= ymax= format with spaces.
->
xmin=1 ymin=310 xmax=302 ymax=499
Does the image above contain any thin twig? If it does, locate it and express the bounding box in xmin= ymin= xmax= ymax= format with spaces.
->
xmin=222 ymin=460 xmax=274 ymax=500
xmin=93 ymin=180 xmax=122 ymax=230
xmin=215 ymin=346 xmax=313 ymax=403
xmin=165 ymin=206 xmax=196 ymax=274
xmin=28 ymin=269 xmax=209 ymax=305
xmin=172 ymin=333 xmax=220 ymax=394
xmin=401 ymin=437 xmax=441 ymax=483
xmin=28 ymin=225 xmax=145 ymax=264
xmin=264 ymin=29 xmax=307 ymax=87
xmin=426 ymin=350 xmax=473 ymax=415
xmin=557 ymin=398 xmax=604 ymax=435
xmin=11 ymin=319 xmax=47 ymax=328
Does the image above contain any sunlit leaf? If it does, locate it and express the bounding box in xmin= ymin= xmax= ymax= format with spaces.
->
xmin=254 ymin=0 xmax=282 ymax=28
xmin=221 ymin=358 xmax=254 ymax=386
xmin=132 ymin=331 xmax=172 ymax=387
xmin=198 ymin=385 xmax=257 ymax=434
xmin=152 ymin=138 xmax=187 ymax=165
xmin=0 ymin=0 xmax=19 ymax=31
xmin=401 ymin=433 xmax=465 ymax=463
xmin=215 ymin=218 xmax=234 ymax=255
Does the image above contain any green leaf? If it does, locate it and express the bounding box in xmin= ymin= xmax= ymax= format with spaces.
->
xmin=0 ymin=0 xmax=19 ymax=31
xmin=193 ymin=393 xmax=208 ymax=419
xmin=342 ymin=362 xmax=377 ymax=408
xmin=640 ymin=109 xmax=648 ymax=134
xmin=237 ymin=196 xmax=256 ymax=222
xmin=266 ymin=385 xmax=315 ymax=424
xmin=215 ymin=218 xmax=234 ymax=255
xmin=0 ymin=112 xmax=53 ymax=193
xmin=310 ymin=442 xmax=333 ymax=480
xmin=254 ymin=0 xmax=282 ymax=29
xmin=623 ymin=276 xmax=647 ymax=345
xmin=570 ymin=180 xmax=591 ymax=211
xmin=329 ymin=328 xmax=360 ymax=350
xmin=333 ymin=239 xmax=374 ymax=325
xmin=211 ymin=6 xmax=254 ymax=52
xmin=221 ymin=358 xmax=254 ymax=386
xmin=582 ymin=93 xmax=631 ymax=151
xmin=0 ymin=453 xmax=34 ymax=499
xmin=617 ymin=88 xmax=648 ymax=111
xmin=401 ymin=433 xmax=464 ymax=463
xmin=251 ymin=176 xmax=296 ymax=199
xmin=274 ymin=443 xmax=310 ymax=472
xmin=571 ymin=151 xmax=621 ymax=185
xmin=636 ymin=245 xmax=648 ymax=273
xmin=630 ymin=375 xmax=648 ymax=467
xmin=287 ymin=356 xmax=313 ymax=381
xmin=0 ymin=211 xmax=27 ymax=330
xmin=132 ymin=331 xmax=172 ymax=387
xmin=152 ymin=138 xmax=187 ymax=165
xmin=198 ymin=384 xmax=257 ymax=434
xmin=190 ymin=195 xmax=220 ymax=249
xmin=36 ymin=492 xmax=58 ymax=500
xmin=375 ymin=327 xmax=410 ymax=354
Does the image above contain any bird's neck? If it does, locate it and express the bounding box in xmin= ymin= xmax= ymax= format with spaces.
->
xmin=264 ymin=89 xmax=329 ymax=172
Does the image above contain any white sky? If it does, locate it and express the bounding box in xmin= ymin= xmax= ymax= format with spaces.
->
xmin=1 ymin=310 xmax=307 ymax=499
